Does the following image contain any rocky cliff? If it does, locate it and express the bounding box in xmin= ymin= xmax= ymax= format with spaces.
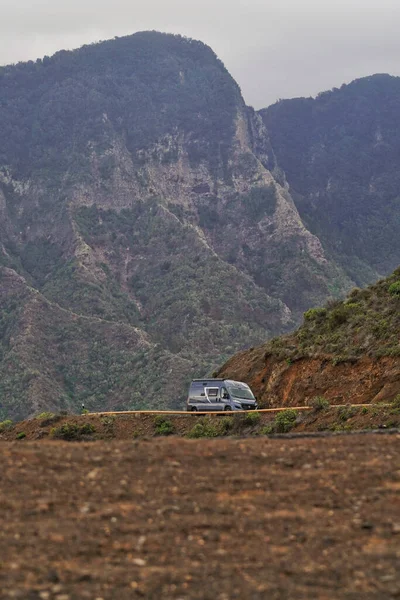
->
xmin=0 ymin=32 xmax=351 ymax=419
xmin=261 ymin=74 xmax=400 ymax=285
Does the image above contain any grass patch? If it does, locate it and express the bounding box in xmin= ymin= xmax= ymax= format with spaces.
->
xmin=16 ymin=432 xmax=26 ymax=439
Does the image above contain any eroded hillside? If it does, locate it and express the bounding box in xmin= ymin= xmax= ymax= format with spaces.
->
xmin=218 ymin=268 xmax=400 ymax=407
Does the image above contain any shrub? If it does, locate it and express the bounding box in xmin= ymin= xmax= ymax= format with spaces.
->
xmin=219 ymin=416 xmax=234 ymax=433
xmin=391 ymin=394 xmax=400 ymax=410
xmin=243 ymin=184 xmax=277 ymax=219
xmin=187 ymin=419 xmax=219 ymax=438
xmin=0 ymin=420 xmax=13 ymax=432
xmin=274 ymin=409 xmax=297 ymax=433
xmin=388 ymin=281 xmax=400 ymax=296
xmin=330 ymin=423 xmax=354 ymax=433
xmin=262 ymin=410 xmax=297 ymax=434
xmin=348 ymin=287 xmax=361 ymax=299
xmin=310 ymin=396 xmax=330 ymax=411
xmin=244 ymin=411 xmax=261 ymax=426
xmin=154 ymin=416 xmax=175 ymax=436
xmin=304 ymin=307 xmax=327 ymax=322
xmin=51 ymin=422 xmax=96 ymax=440
xmin=337 ymin=405 xmax=356 ymax=422
xmin=329 ymin=306 xmax=350 ymax=328
xmin=35 ymin=412 xmax=55 ymax=420
xmin=16 ymin=432 xmax=26 ymax=440
xmin=261 ymin=424 xmax=274 ymax=435
xmin=35 ymin=412 xmax=62 ymax=427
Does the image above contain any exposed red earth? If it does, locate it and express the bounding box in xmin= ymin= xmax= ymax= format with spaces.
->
xmin=218 ymin=353 xmax=400 ymax=409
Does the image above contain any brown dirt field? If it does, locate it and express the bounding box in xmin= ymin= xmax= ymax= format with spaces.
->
xmin=1 ymin=434 xmax=400 ymax=599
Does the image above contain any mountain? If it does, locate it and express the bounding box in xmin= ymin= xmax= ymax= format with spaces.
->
xmin=0 ymin=32 xmax=349 ymax=420
xmin=217 ymin=267 xmax=400 ymax=407
xmin=261 ymin=74 xmax=400 ymax=285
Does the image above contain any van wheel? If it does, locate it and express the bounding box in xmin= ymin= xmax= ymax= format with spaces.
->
xmin=224 ymin=406 xmax=232 ymax=411
xmin=191 ymin=407 xmax=198 ymax=412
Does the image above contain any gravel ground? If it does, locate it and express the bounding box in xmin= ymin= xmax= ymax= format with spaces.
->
xmin=1 ymin=433 xmax=400 ymax=599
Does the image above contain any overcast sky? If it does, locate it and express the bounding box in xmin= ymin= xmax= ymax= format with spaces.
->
xmin=1 ymin=0 xmax=399 ymax=108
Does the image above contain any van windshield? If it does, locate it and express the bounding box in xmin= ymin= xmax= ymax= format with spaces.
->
xmin=226 ymin=384 xmax=255 ymax=400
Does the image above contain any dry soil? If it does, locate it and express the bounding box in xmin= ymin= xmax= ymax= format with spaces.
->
xmin=1 ymin=434 xmax=400 ymax=599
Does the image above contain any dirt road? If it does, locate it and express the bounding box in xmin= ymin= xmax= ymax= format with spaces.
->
xmin=1 ymin=434 xmax=400 ymax=599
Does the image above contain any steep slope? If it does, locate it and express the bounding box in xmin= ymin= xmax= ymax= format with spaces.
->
xmin=0 ymin=267 xmax=197 ymax=420
xmin=0 ymin=32 xmax=350 ymax=419
xmin=217 ymin=267 xmax=400 ymax=407
xmin=261 ymin=74 xmax=400 ymax=284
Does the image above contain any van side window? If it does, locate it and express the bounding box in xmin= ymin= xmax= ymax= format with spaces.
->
xmin=207 ymin=388 xmax=219 ymax=398
xmin=221 ymin=387 xmax=229 ymax=399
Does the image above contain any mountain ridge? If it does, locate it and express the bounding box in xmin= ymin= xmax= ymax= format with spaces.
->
xmin=0 ymin=32 xmax=399 ymax=419
xmin=261 ymin=73 xmax=400 ymax=284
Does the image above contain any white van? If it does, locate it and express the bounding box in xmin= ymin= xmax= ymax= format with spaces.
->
xmin=186 ymin=378 xmax=258 ymax=412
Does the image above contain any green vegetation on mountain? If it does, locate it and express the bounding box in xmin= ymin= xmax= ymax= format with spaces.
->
xmin=261 ymin=74 xmax=400 ymax=283
xmin=263 ymin=266 xmax=400 ymax=362
xmin=217 ymin=266 xmax=400 ymax=409
xmin=0 ymin=268 xmax=197 ymax=420
xmin=0 ymin=32 xmax=241 ymax=179
xmin=1 ymin=33 xmax=400 ymax=420
xmin=0 ymin=32 xmax=295 ymax=420
xmin=73 ymin=203 xmax=284 ymax=354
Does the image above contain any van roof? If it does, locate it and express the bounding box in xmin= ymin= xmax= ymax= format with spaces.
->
xmin=191 ymin=379 xmax=250 ymax=386
xmin=191 ymin=378 xmax=224 ymax=382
